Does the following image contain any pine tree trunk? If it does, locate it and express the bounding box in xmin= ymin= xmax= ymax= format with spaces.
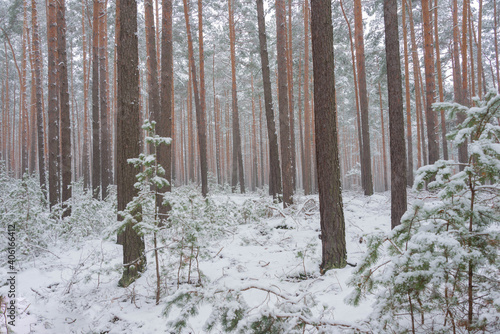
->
xmin=91 ymin=0 xmax=101 ymax=199
xmin=477 ymin=0 xmax=483 ymax=98
xmin=459 ymin=0 xmax=470 ymax=167
xmin=256 ymin=0 xmax=282 ymax=199
xmin=32 ymin=0 xmax=46 ymax=192
xmin=58 ymin=0 xmax=72 ymax=215
xmin=402 ymin=0 xmax=413 ymax=185
xmin=383 ymin=0 xmax=407 ymax=229
xmin=197 ymin=0 xmax=208 ymax=196
xmin=182 ymin=0 xmax=209 ymax=197
xmin=453 ymin=0 xmax=468 ymax=168
xmin=406 ymin=0 xmax=424 ymax=168
xmin=145 ymin=0 xmax=161 ymax=171
xmin=81 ymin=0 xmax=90 ymax=190
xmin=99 ymin=0 xmax=111 ymax=199
xmin=187 ymin=68 xmax=194 ymax=182
xmin=298 ymin=55 xmax=305 ymax=191
xmin=340 ymin=0 xmax=363 ymax=189
xmin=21 ymin=3 xmax=29 ymax=175
xmin=4 ymin=41 xmax=10 ymax=172
xmin=159 ymin=0 xmax=173 ymax=219
xmin=495 ymin=0 xmax=500 ymax=93
xmin=287 ymin=0 xmax=296 ymax=190
xmin=354 ymin=0 xmax=373 ymax=195
xmin=213 ymin=50 xmax=222 ymax=186
xmin=468 ymin=5 xmax=475 ymax=98
xmin=276 ymin=0 xmax=293 ymax=207
xmin=422 ymin=0 xmax=439 ymax=164
xmin=29 ymin=36 xmax=37 ymax=175
xmin=302 ymin=0 xmax=312 ymax=195
xmin=378 ymin=83 xmax=388 ymax=192
xmin=227 ymin=0 xmax=244 ymax=193
xmin=47 ymin=0 xmax=60 ymax=209
xmin=434 ymin=0 xmax=448 ymax=160
xmin=259 ymin=98 xmax=265 ymax=188
xmin=311 ymin=0 xmax=346 ymax=271
xmin=117 ymin=0 xmax=145 ymax=287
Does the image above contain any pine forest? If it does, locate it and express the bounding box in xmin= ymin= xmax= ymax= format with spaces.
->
xmin=0 ymin=0 xmax=499 ymax=332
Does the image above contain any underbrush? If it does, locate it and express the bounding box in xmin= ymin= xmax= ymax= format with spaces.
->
xmin=0 ymin=167 xmax=116 ymax=264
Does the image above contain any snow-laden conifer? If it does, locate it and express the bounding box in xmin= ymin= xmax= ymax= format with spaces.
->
xmin=347 ymin=92 xmax=500 ymax=333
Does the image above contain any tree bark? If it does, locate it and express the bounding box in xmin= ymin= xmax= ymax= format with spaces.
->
xmin=21 ymin=3 xmax=29 ymax=175
xmin=58 ymin=0 xmax=72 ymax=216
xmin=182 ymin=0 xmax=208 ymax=197
xmin=452 ymin=0 xmax=468 ymax=168
xmin=259 ymin=98 xmax=265 ymax=188
xmin=145 ymin=0 xmax=161 ymax=168
xmin=4 ymin=41 xmax=10 ymax=171
xmin=251 ymin=75 xmax=258 ymax=191
xmin=99 ymin=0 xmax=111 ymax=199
xmin=378 ymin=83 xmax=388 ymax=192
xmin=311 ymin=0 xmax=346 ymax=271
xmin=302 ymin=0 xmax=312 ymax=195
xmin=298 ymin=53 xmax=305 ymax=191
xmin=422 ymin=0 xmax=439 ymax=164
xmin=32 ymin=0 xmax=46 ymax=193
xmin=197 ymin=0 xmax=208 ymax=196
xmin=47 ymin=0 xmax=60 ymax=209
xmin=406 ymin=0 xmax=424 ymax=168
xmin=477 ymin=0 xmax=483 ymax=98
xmin=276 ymin=0 xmax=294 ymax=207
xmin=117 ymin=0 xmax=145 ymax=287
xmin=287 ymin=0 xmax=296 ymax=190
xmin=495 ymin=0 xmax=500 ymax=93
xmin=81 ymin=0 xmax=90 ymax=190
xmin=227 ymin=0 xmax=245 ymax=193
xmin=383 ymin=0 xmax=407 ymax=229
xmin=434 ymin=0 xmax=448 ymax=160
xmin=339 ymin=0 xmax=363 ymax=189
xmin=91 ymin=0 xmax=101 ymax=199
xmin=256 ymin=0 xmax=282 ymax=199
xmin=354 ymin=0 xmax=373 ymax=195
xmin=159 ymin=0 xmax=173 ymax=219
xmin=402 ymin=0 xmax=413 ymax=185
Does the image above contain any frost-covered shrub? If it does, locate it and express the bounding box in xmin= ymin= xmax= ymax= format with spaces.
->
xmin=163 ymin=284 xmax=316 ymax=333
xmin=0 ymin=168 xmax=54 ymax=259
xmin=0 ymin=164 xmax=116 ymax=262
xmin=346 ymin=92 xmax=500 ymax=333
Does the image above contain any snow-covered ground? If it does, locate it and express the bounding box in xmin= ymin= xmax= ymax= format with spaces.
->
xmin=7 ymin=190 xmax=395 ymax=333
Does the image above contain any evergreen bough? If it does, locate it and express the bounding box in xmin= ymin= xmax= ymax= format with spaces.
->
xmin=346 ymin=92 xmax=500 ymax=333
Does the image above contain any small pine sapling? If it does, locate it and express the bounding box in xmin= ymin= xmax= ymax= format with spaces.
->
xmin=346 ymin=92 xmax=500 ymax=333
xmin=118 ymin=120 xmax=171 ymax=301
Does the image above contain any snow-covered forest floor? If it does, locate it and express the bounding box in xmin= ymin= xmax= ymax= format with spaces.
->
xmin=1 ymin=173 xmax=401 ymax=334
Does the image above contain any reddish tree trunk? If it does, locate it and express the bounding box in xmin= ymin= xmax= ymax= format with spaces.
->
xmin=58 ymin=0 xmax=72 ymax=215
xmin=100 ymin=0 xmax=111 ymax=199
xmin=422 ymin=0 xmax=439 ymax=164
xmin=287 ymin=0 xmax=296 ymax=190
xmin=183 ymin=0 xmax=209 ymax=197
xmin=91 ymin=0 xmax=101 ymax=198
xmin=256 ymin=0 xmax=282 ymax=198
xmin=47 ymin=0 xmax=60 ymax=208
xmin=402 ymin=0 xmax=413 ymax=185
xmin=32 ymin=0 xmax=46 ymax=192
xmin=228 ymin=0 xmax=245 ymax=193
xmin=354 ymin=0 xmax=373 ymax=195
